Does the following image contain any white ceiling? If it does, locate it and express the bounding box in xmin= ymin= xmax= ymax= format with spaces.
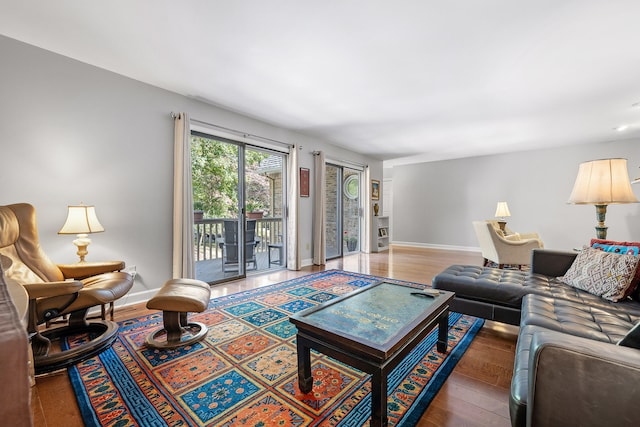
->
xmin=2 ymin=1 xmax=640 ymax=165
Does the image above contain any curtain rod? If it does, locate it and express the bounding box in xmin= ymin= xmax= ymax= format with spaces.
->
xmin=313 ymin=150 xmax=368 ymax=169
xmin=171 ymin=112 xmax=293 ymax=149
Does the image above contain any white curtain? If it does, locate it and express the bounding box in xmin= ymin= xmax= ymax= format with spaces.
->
xmin=172 ymin=112 xmax=195 ymax=278
xmin=286 ymin=144 xmax=300 ymax=270
xmin=362 ymin=165 xmax=371 ymax=253
xmin=312 ymin=151 xmax=326 ymax=265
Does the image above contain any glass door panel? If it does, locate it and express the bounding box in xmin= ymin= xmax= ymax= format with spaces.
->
xmin=343 ymin=168 xmax=361 ymax=253
xmin=191 ymin=132 xmax=245 ymax=283
xmin=325 ymin=164 xmax=342 ymax=259
xmin=325 ymin=164 xmax=362 ymax=259
xmin=245 ymin=147 xmax=286 ymax=271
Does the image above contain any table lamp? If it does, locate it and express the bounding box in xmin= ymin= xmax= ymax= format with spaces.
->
xmin=568 ymin=158 xmax=638 ymax=239
xmin=58 ymin=204 xmax=104 ymax=262
xmin=494 ymin=202 xmax=511 ymax=232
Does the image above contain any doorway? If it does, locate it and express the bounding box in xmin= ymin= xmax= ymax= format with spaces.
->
xmin=190 ymin=132 xmax=286 ymax=283
xmin=325 ymin=164 xmax=362 ymax=259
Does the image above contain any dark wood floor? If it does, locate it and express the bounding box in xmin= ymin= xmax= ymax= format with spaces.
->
xmin=31 ymin=246 xmax=518 ymax=427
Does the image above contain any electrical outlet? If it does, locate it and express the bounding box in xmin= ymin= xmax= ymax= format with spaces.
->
xmin=124 ymin=265 xmax=137 ymax=279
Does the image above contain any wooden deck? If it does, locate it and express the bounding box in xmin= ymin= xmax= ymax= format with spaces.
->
xmin=195 ymin=250 xmax=285 ymax=283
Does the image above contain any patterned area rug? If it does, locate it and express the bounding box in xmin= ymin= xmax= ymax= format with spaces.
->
xmin=68 ymin=270 xmax=484 ymax=426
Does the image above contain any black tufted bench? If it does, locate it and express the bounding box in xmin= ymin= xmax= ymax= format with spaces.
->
xmin=433 ymin=251 xmax=640 ymax=325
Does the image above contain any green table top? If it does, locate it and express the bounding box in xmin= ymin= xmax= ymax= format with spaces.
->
xmin=300 ymin=282 xmax=442 ymax=345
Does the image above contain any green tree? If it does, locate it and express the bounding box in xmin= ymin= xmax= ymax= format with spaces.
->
xmin=191 ymin=136 xmax=270 ymax=218
xmin=245 ymin=150 xmax=271 ymax=215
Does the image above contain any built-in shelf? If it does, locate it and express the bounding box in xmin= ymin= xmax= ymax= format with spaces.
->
xmin=374 ymin=215 xmax=389 ymax=252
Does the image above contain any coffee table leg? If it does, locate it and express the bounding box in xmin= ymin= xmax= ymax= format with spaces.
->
xmin=370 ymin=369 xmax=388 ymax=427
xmin=296 ymin=336 xmax=313 ymax=393
xmin=437 ymin=309 xmax=449 ymax=353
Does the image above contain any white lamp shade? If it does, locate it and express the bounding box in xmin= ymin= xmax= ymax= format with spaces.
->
xmin=494 ymin=202 xmax=511 ymax=218
xmin=568 ymin=158 xmax=638 ymax=205
xmin=58 ymin=205 xmax=105 ymax=234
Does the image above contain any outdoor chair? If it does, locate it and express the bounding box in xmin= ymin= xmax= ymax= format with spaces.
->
xmin=220 ymin=219 xmax=259 ymax=272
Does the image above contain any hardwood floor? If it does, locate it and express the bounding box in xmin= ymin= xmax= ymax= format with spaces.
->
xmin=31 ymin=246 xmax=518 ymax=427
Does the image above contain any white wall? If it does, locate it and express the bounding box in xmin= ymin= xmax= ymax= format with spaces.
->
xmin=0 ymin=35 xmax=382 ymax=305
xmin=389 ymin=140 xmax=640 ymax=251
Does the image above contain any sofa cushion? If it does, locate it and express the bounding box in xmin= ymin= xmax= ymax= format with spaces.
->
xmin=560 ymin=246 xmax=639 ymax=302
xmin=432 ymin=265 xmax=529 ymax=308
xmin=520 ymin=294 xmax=638 ymax=343
xmin=591 ymin=238 xmax=640 ymax=300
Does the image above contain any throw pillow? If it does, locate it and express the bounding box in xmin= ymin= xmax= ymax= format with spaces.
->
xmin=617 ymin=322 xmax=640 ymax=349
xmin=560 ymin=246 xmax=640 ymax=302
xmin=590 ymin=239 xmax=640 ymax=300
xmin=590 ymin=238 xmax=640 ymax=256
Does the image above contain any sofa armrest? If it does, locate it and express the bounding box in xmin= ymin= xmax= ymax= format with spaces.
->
xmin=528 ymin=329 xmax=640 ymax=427
xmin=530 ymin=249 xmax=577 ymax=277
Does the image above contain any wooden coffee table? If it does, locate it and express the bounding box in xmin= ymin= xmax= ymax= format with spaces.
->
xmin=289 ymin=281 xmax=454 ymax=427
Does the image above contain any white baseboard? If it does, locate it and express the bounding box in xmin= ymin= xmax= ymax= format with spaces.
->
xmin=391 ymin=241 xmax=481 ymax=253
xmin=111 ymin=288 xmax=158 ymax=311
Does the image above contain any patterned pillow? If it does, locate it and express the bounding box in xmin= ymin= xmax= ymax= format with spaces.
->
xmin=560 ymin=246 xmax=640 ymax=302
xmin=590 ymin=239 xmax=640 ymax=300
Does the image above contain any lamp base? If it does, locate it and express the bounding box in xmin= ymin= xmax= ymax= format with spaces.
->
xmin=594 ymin=204 xmax=608 ymax=240
xmin=73 ymin=234 xmax=91 ymax=262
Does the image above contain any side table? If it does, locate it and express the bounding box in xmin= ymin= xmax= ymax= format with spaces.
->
xmin=268 ymin=243 xmax=284 ymax=267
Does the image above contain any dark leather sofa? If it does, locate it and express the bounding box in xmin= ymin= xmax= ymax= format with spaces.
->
xmin=433 ymin=249 xmax=640 ymax=427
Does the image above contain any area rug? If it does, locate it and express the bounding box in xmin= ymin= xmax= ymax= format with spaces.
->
xmin=68 ymin=270 xmax=484 ymax=426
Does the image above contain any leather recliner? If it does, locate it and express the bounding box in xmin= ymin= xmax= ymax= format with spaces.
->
xmin=0 ymin=203 xmax=134 ymax=374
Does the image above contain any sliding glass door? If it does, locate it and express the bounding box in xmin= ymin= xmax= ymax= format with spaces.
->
xmin=190 ymin=131 xmax=287 ymax=283
xmin=325 ymin=164 xmax=361 ymax=259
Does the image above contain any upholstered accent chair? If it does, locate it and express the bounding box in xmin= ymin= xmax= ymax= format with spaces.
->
xmin=0 ymin=203 xmax=134 ymax=374
xmin=473 ymin=220 xmax=544 ymax=269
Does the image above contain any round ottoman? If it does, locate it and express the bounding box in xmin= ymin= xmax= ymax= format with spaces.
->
xmin=145 ymin=278 xmax=211 ymax=349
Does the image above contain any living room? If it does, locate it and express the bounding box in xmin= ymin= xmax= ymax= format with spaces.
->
xmin=2 ymin=2 xmax=640 ymax=426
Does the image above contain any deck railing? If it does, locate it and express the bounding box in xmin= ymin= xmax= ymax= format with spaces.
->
xmin=194 ymin=217 xmax=284 ymax=261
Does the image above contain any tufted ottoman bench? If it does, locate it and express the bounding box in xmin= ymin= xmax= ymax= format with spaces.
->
xmin=433 ymin=261 xmax=640 ymax=326
xmin=145 ymin=278 xmax=211 ymax=349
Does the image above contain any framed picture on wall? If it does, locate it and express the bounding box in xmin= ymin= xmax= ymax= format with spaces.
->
xmin=371 ymin=179 xmax=380 ymax=200
xmin=300 ymin=167 xmax=310 ymax=197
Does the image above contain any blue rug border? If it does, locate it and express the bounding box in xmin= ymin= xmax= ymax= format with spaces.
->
xmin=399 ymin=316 xmax=485 ymax=426
xmin=68 ymin=362 xmax=101 ymax=427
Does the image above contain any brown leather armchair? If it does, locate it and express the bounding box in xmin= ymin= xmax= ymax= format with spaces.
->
xmin=0 ymin=203 xmax=134 ymax=374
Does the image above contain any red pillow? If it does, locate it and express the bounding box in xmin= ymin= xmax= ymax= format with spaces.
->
xmin=590 ymin=239 xmax=640 ymax=300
